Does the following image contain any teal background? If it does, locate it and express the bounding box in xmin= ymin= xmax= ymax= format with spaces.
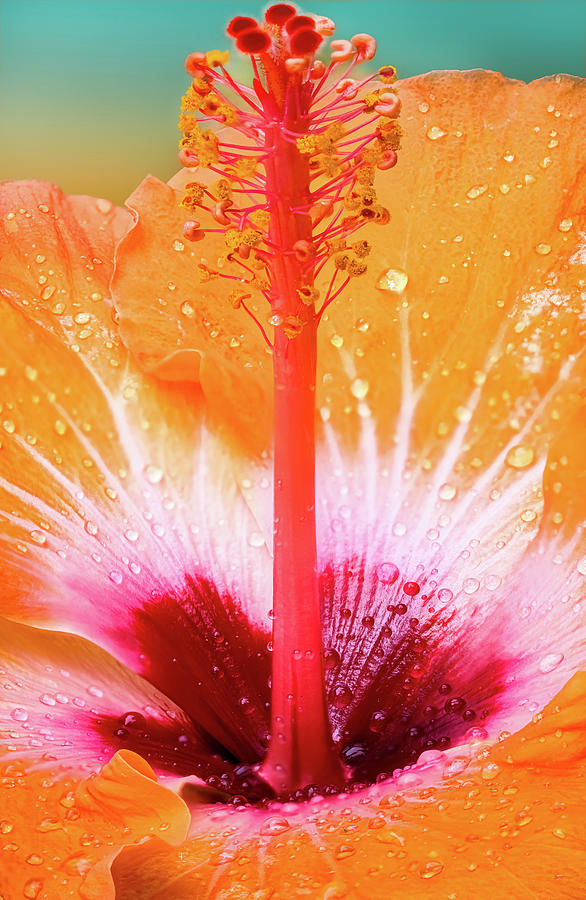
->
xmin=1 ymin=0 xmax=584 ymax=203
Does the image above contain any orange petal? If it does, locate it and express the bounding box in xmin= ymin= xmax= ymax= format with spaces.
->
xmin=112 ymin=672 xmax=586 ymax=898
xmin=318 ymin=71 xmax=585 ymax=476
xmin=111 ymin=175 xmax=273 ymax=454
xmin=0 ymin=618 xmax=190 ymax=899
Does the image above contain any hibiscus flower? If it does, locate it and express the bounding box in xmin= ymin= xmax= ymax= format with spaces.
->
xmin=1 ymin=6 xmax=585 ymax=899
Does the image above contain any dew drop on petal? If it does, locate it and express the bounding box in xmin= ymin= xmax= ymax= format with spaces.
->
xmin=576 ymin=556 xmax=586 ymax=576
xmin=485 ymin=574 xmax=502 ymax=591
xmin=378 ymin=562 xmax=399 ymax=585
xmin=10 ymin=708 xmax=28 ymax=722
xmin=463 ymin=578 xmax=480 ymax=594
xmin=466 ymin=184 xmax=487 ymax=200
xmin=438 ymin=483 xmax=456 ymax=501
xmin=144 ymin=464 xmax=163 ymax=484
xmin=329 ymin=684 xmax=353 ymax=708
xmin=23 ymin=880 xmax=44 ymax=899
xmin=481 ymin=762 xmax=501 ymax=780
xmin=538 ymin=652 xmax=564 ymax=674
xmin=376 ymin=268 xmax=408 ymax=294
xmin=419 ymin=860 xmax=444 ymax=879
xmin=426 ymin=125 xmax=446 ymax=141
xmin=260 ymin=815 xmax=290 ymax=836
xmin=506 ymin=445 xmax=534 ymax=469
xmin=350 ymin=377 xmax=369 ymax=400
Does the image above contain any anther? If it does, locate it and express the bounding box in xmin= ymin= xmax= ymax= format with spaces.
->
xmin=292 ymin=239 xmax=317 ymax=262
xmin=212 ymin=200 xmax=233 ymax=225
xmin=377 ymin=149 xmax=398 ymax=170
xmin=183 ymin=220 xmax=205 ymax=241
xmin=311 ymin=199 xmax=334 ymax=224
xmin=350 ymin=33 xmax=377 ymax=61
xmin=329 ymin=39 xmax=354 ymax=62
xmin=178 ymin=148 xmax=200 ymax=167
xmin=285 ymin=57 xmax=308 ymax=75
xmin=336 ymin=78 xmax=359 ymax=99
xmin=374 ymin=92 xmax=401 ymax=118
xmin=185 ymin=52 xmax=208 ymax=77
xmin=309 ymin=60 xmax=326 ymax=79
xmin=314 ymin=16 xmax=335 ymax=36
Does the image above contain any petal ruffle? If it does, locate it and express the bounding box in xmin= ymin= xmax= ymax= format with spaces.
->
xmin=111 ymin=175 xmax=273 ymax=454
xmin=111 ymin=672 xmax=586 ymax=899
xmin=0 ymin=619 xmax=190 ymax=899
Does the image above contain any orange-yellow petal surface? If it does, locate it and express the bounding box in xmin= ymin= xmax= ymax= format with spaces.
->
xmin=111 ymin=672 xmax=586 ymax=900
xmin=0 ymin=618 xmax=190 ymax=900
xmin=320 ymin=71 xmax=585 ymax=466
xmin=111 ymin=175 xmax=272 ymax=453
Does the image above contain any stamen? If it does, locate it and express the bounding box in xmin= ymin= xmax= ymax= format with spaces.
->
xmin=176 ymin=6 xmax=401 ymax=797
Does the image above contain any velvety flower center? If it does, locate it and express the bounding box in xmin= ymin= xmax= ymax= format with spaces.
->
xmin=96 ymin=560 xmax=508 ymax=803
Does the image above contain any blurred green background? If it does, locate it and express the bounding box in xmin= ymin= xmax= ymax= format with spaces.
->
xmin=0 ymin=0 xmax=583 ymax=204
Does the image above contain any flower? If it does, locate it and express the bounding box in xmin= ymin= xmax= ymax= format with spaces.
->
xmin=1 ymin=7 xmax=585 ymax=899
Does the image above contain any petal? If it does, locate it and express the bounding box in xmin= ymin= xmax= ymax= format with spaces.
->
xmin=111 ymin=671 xmax=586 ymax=899
xmin=319 ymin=71 xmax=585 ymax=469
xmin=0 ymin=615 xmax=236 ymax=780
xmin=0 ymin=618 xmax=190 ymax=899
xmin=111 ymin=175 xmax=273 ymax=454
xmin=0 ymin=182 xmax=273 ymax=766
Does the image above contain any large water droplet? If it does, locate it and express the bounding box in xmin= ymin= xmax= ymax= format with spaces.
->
xmin=376 ymin=268 xmax=408 ymax=294
xmin=259 ymin=815 xmax=290 ymax=836
xmin=506 ymin=445 xmax=534 ymax=469
xmin=538 ymin=652 xmax=564 ymax=674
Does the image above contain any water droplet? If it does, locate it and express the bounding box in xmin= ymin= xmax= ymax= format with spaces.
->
xmin=334 ymin=843 xmax=356 ymax=860
xmin=376 ymin=268 xmax=408 ymax=294
xmin=463 ymin=578 xmax=479 ymax=594
xmin=330 ymin=333 xmax=343 ymax=348
xmin=30 ymin=531 xmax=46 ymax=545
xmin=481 ymin=762 xmax=501 ymax=780
xmin=180 ymin=300 xmax=195 ymax=318
xmin=54 ymin=419 xmax=67 ymax=436
xmin=403 ymin=581 xmax=420 ymax=596
xmin=350 ymin=377 xmax=369 ymax=400
xmin=535 ymin=243 xmax=551 ymax=255
xmin=466 ymin=184 xmax=487 ymax=200
xmin=426 ymin=126 xmax=446 ymax=141
xmin=41 ymin=285 xmax=55 ymax=300
xmin=419 ymin=860 xmax=444 ymax=879
xmin=248 ymin=531 xmax=265 ymax=548
xmin=124 ymin=529 xmax=139 ymax=543
xmin=438 ymin=483 xmax=457 ymax=501
xmin=576 ymin=556 xmax=586 ymax=576
xmin=485 ymin=574 xmax=502 ymax=591
xmin=329 ymin=684 xmax=353 ymax=709
xmin=538 ymin=652 xmax=563 ymax=674
xmin=23 ymin=880 xmax=43 ymax=899
xmin=26 ymin=854 xmax=43 ymax=866
xmin=24 ymin=365 xmax=38 ymax=381
xmin=144 ymin=464 xmax=163 ymax=484
xmin=173 ymin=240 xmax=185 ymax=252
xmin=506 ymin=445 xmax=534 ymax=469
xmin=10 ymin=708 xmax=28 ymax=722
xmin=418 ymin=101 xmax=430 ymax=113
xmin=378 ymin=562 xmax=399 ymax=585
xmin=558 ymin=218 xmax=573 ymax=232
xmin=260 ymin=815 xmax=290 ymax=836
